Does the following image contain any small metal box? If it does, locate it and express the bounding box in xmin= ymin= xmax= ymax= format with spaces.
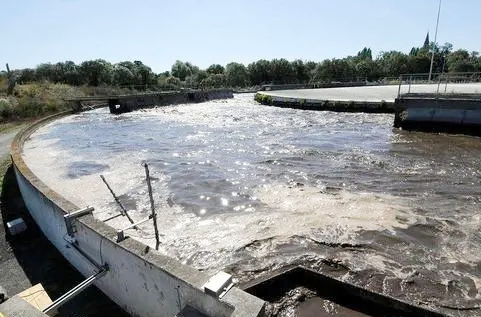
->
xmin=7 ymin=218 xmax=27 ymax=235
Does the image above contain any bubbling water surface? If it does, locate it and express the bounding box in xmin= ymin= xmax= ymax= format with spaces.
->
xmin=23 ymin=94 xmax=481 ymax=314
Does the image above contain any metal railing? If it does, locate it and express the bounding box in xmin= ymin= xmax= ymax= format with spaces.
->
xmin=397 ymin=72 xmax=481 ymax=99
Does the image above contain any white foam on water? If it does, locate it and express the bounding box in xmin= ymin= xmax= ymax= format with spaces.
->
xmin=20 ymin=96 xmax=481 ymax=310
xmin=22 ymin=127 xmax=421 ymax=273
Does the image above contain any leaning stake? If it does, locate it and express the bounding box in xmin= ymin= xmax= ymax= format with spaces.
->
xmin=100 ymin=175 xmax=135 ymax=225
xmin=144 ymin=163 xmax=160 ymax=250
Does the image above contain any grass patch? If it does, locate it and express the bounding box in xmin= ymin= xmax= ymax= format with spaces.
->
xmin=0 ymin=83 xmax=140 ymax=122
xmin=0 ymin=157 xmax=11 ymax=192
xmin=254 ymin=93 xmax=273 ymax=105
xmin=0 ymin=120 xmax=29 ymax=134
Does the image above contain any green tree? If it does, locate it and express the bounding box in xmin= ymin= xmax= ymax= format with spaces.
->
xmin=171 ymin=60 xmax=194 ymax=81
xmin=18 ymin=68 xmax=36 ymax=83
xmin=247 ymin=59 xmax=271 ymax=85
xmin=311 ymin=59 xmax=355 ymax=82
xmin=35 ymin=63 xmax=57 ymax=82
xmin=201 ymin=74 xmax=226 ymax=88
xmin=269 ymin=58 xmax=295 ymax=84
xmin=133 ymin=60 xmax=155 ymax=87
xmin=207 ymin=64 xmax=225 ymax=75
xmin=357 ymin=47 xmax=372 ymax=61
xmin=407 ymin=55 xmax=431 ymax=74
xmin=377 ymin=51 xmax=409 ymax=77
xmin=185 ymin=70 xmax=208 ymax=88
xmin=290 ymin=60 xmax=308 ymax=83
xmin=112 ymin=65 xmax=135 ymax=86
xmin=61 ymin=61 xmax=82 ymax=85
xmin=79 ymin=59 xmax=112 ymax=86
xmin=447 ymin=49 xmax=475 ymax=72
xmin=225 ymin=62 xmax=249 ymax=87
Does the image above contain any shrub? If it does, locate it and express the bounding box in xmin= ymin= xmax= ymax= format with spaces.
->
xmin=0 ymin=98 xmax=14 ymax=120
xmin=254 ymin=93 xmax=273 ymax=105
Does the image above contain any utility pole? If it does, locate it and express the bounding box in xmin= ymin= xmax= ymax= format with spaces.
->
xmin=428 ymin=0 xmax=442 ymax=82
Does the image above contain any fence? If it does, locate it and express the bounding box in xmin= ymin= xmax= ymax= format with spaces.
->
xmin=397 ymin=72 xmax=481 ymax=98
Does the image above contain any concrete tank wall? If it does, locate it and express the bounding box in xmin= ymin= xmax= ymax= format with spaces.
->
xmin=109 ymin=89 xmax=234 ymax=114
xmin=254 ymin=92 xmax=395 ymax=113
xmin=10 ymin=112 xmax=264 ymax=317
xmin=394 ymin=95 xmax=481 ymax=136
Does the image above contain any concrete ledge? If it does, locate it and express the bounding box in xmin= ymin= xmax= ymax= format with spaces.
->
xmin=10 ymin=111 xmax=265 ymax=317
xmin=254 ymin=92 xmax=395 ymax=113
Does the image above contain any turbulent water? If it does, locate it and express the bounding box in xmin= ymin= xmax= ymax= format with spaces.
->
xmin=23 ymin=94 xmax=481 ymax=314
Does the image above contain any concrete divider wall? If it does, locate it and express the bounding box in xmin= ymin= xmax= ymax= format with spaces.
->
xmin=109 ymin=89 xmax=234 ymax=114
xmin=255 ymin=92 xmax=395 ymax=113
xmin=10 ymin=112 xmax=264 ymax=317
xmin=394 ymin=96 xmax=481 ymax=136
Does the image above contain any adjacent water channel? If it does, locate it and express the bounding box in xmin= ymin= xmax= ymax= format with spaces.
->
xmin=23 ymin=94 xmax=481 ymax=314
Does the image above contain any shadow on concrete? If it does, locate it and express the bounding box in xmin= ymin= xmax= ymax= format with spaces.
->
xmin=0 ymin=164 xmax=129 ymax=316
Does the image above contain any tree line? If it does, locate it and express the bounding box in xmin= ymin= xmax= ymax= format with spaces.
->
xmin=3 ymin=42 xmax=481 ymax=90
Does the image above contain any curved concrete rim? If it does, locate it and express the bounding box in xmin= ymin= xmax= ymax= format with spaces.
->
xmin=10 ymin=110 xmax=264 ymax=317
xmin=10 ymin=110 xmax=202 ymax=281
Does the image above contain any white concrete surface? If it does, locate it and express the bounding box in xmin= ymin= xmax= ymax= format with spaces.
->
xmin=261 ymin=83 xmax=481 ymax=103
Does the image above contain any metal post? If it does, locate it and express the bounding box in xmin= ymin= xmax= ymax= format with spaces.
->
xmin=397 ymin=75 xmax=402 ymax=98
xmin=144 ymin=163 xmax=160 ymax=250
xmin=100 ymin=175 xmax=135 ymax=225
xmin=64 ymin=207 xmax=94 ymax=237
xmin=428 ymin=0 xmax=442 ymax=81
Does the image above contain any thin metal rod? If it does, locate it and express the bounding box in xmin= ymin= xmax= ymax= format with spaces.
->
xmin=100 ymin=175 xmax=135 ymax=224
xmin=144 ymin=163 xmax=160 ymax=250
xmin=119 ymin=215 xmax=152 ymax=232
xmin=428 ymin=0 xmax=442 ymax=81
xmin=43 ymin=269 xmax=107 ymax=316
xmin=101 ymin=213 xmax=123 ymax=222
xmin=66 ymin=207 xmax=94 ymax=219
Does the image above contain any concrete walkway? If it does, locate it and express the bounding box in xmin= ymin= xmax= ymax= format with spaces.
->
xmin=0 ymin=129 xmax=20 ymax=159
xmin=261 ymin=83 xmax=481 ymax=103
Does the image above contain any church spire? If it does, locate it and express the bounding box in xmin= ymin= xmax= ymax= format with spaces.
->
xmin=424 ymin=32 xmax=430 ymax=48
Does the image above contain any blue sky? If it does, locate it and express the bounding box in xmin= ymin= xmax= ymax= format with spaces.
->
xmin=2 ymin=0 xmax=480 ymax=73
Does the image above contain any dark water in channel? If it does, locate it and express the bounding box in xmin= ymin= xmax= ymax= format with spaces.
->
xmin=23 ymin=94 xmax=481 ymax=315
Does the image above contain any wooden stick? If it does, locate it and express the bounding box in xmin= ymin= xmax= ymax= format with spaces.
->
xmin=143 ymin=163 xmax=160 ymax=250
xmin=100 ymin=175 xmax=135 ymax=225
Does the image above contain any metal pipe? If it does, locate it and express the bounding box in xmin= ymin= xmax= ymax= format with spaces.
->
xmin=43 ymin=269 xmax=107 ymax=316
xmin=119 ymin=215 xmax=152 ymax=232
xmin=100 ymin=175 xmax=135 ymax=225
xmin=64 ymin=207 xmax=94 ymax=237
xmin=116 ymin=216 xmax=153 ymax=242
xmin=101 ymin=213 xmax=123 ymax=222
xmin=428 ymin=0 xmax=442 ymax=81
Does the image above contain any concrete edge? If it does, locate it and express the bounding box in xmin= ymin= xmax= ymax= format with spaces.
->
xmin=254 ymin=92 xmax=396 ymax=113
xmin=9 ymin=110 xmax=265 ymax=317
